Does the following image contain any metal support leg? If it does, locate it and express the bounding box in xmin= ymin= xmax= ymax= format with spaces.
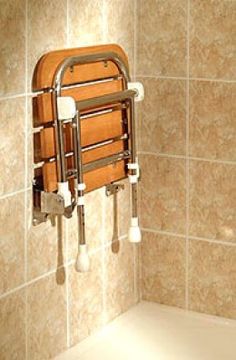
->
xmin=72 ymin=110 xmax=89 ymax=272
xmin=128 ymin=98 xmax=141 ymax=243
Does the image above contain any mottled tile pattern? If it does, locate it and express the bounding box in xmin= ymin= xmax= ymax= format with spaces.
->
xmin=105 ymin=239 xmax=135 ymax=322
xmin=27 ymin=191 xmax=65 ymax=281
xmin=190 ymin=81 xmax=236 ymax=162
xmin=140 ymin=155 xmax=186 ymax=235
xmin=0 ymin=0 xmax=25 ymax=96
xmin=27 ymin=274 xmax=67 ymax=360
xmin=27 ymin=96 xmax=34 ymax=188
xmin=105 ymin=0 xmax=135 ymax=75
xmin=0 ymin=98 xmax=25 ymax=196
xmin=68 ymin=0 xmax=104 ymax=47
xmin=190 ymin=0 xmax=236 ymax=80
xmin=28 ymin=0 xmax=67 ymax=90
xmin=0 ymin=290 xmax=26 ymax=360
xmin=189 ymin=240 xmax=236 ymax=319
xmin=67 ymin=188 xmax=104 ymax=262
xmin=138 ymin=78 xmax=186 ymax=155
xmin=105 ymin=179 xmax=130 ymax=243
xmin=69 ymin=252 xmax=103 ymax=346
xmin=137 ymin=0 xmax=187 ymax=76
xmin=142 ymin=232 xmax=186 ymax=308
xmin=0 ymin=193 xmax=25 ymax=295
xmin=189 ymin=161 xmax=236 ymax=243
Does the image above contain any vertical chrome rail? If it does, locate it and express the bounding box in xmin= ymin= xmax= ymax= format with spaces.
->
xmin=51 ymin=51 xmax=140 ymax=272
xmin=72 ymin=110 xmax=89 ymax=271
xmin=127 ymin=97 xmax=141 ymax=243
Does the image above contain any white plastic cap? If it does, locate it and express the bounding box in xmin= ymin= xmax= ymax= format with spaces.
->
xmin=128 ymin=217 xmax=142 ymax=243
xmin=57 ymin=96 xmax=77 ymax=120
xmin=75 ymin=244 xmax=90 ymax=272
xmin=57 ymin=182 xmax=72 ymax=207
xmin=128 ymin=82 xmax=144 ymax=102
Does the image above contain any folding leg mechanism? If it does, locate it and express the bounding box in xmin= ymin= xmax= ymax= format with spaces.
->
xmin=33 ymin=49 xmax=144 ymax=273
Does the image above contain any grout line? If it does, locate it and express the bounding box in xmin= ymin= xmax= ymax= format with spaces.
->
xmin=0 ymin=187 xmax=31 ymax=201
xmin=138 ymin=151 xmax=186 ymax=159
xmin=0 ymin=265 xmax=66 ymax=301
xmin=66 ymin=0 xmax=69 ymax=48
xmin=102 ymin=187 xmax=107 ymax=325
xmin=0 ymin=93 xmax=27 ymax=101
xmin=133 ymin=0 xmax=138 ymax=81
xmin=188 ymin=236 xmax=236 ymax=247
xmin=65 ymin=219 xmax=70 ymax=348
xmin=138 ymin=151 xmax=236 ymax=166
xmin=141 ymin=227 xmax=186 ymax=239
xmin=189 ymin=156 xmax=236 ymax=166
xmin=1 ymin=76 xmax=235 ymax=103
xmin=141 ymin=228 xmax=236 ymax=247
xmin=135 ymin=74 xmax=236 ymax=83
xmin=65 ymin=0 xmax=70 ymax=349
xmin=185 ymin=0 xmax=190 ymax=311
xmin=190 ymin=77 xmax=236 ymax=84
xmin=137 ymin=75 xmax=187 ymax=80
xmin=102 ymin=0 xmax=108 ymax=43
xmin=25 ymin=1 xmax=29 ymax=358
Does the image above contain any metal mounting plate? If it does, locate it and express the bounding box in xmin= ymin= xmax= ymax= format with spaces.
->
xmin=105 ymin=183 xmax=125 ymax=197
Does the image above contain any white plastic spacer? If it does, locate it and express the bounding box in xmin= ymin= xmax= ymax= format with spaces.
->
xmin=75 ymin=244 xmax=90 ymax=272
xmin=128 ymin=160 xmax=140 ymax=182
xmin=78 ymin=183 xmax=86 ymax=191
xmin=127 ymin=162 xmax=139 ymax=170
xmin=128 ymin=217 xmax=142 ymax=243
xmin=128 ymin=82 xmax=144 ymax=102
xmin=57 ymin=96 xmax=77 ymax=120
xmin=129 ymin=174 xmax=138 ymax=184
xmin=77 ymin=196 xmax=85 ymax=206
xmin=57 ymin=182 xmax=71 ymax=207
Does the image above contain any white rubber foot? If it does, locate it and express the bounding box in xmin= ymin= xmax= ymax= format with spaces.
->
xmin=128 ymin=217 xmax=141 ymax=243
xmin=75 ymin=244 xmax=90 ymax=272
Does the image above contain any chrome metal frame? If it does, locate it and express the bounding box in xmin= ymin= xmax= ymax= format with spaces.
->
xmin=41 ymin=51 xmax=140 ymax=271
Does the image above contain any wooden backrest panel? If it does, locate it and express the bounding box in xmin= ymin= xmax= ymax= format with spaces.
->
xmin=33 ymin=45 xmax=129 ymax=194
xmin=33 ymin=44 xmax=128 ymax=90
xmin=38 ymin=110 xmax=124 ymax=161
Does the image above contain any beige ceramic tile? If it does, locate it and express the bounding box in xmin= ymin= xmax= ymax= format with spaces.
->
xmin=0 ymin=0 xmax=25 ymax=96
xmin=190 ymin=81 xmax=236 ymax=161
xmin=68 ymin=0 xmax=104 ymax=47
xmin=137 ymin=0 xmax=187 ymax=77
xmin=140 ymin=155 xmax=186 ymax=235
xmin=189 ymin=240 xmax=236 ymax=319
xmin=141 ymin=231 xmax=186 ymax=308
xmin=134 ymin=243 xmax=141 ymax=303
xmin=67 ymin=188 xmax=104 ymax=262
xmin=0 ymin=193 xmax=25 ymax=295
xmin=105 ymin=239 xmax=135 ymax=322
xmin=28 ymin=0 xmax=67 ymax=90
xmin=105 ymin=0 xmax=135 ymax=76
xmin=105 ymin=179 xmax=130 ymax=243
xmin=189 ymin=160 xmax=236 ymax=243
xmin=69 ymin=252 xmax=103 ymax=346
xmin=27 ymin=190 xmax=66 ymax=281
xmin=0 ymin=289 xmax=26 ymax=360
xmin=0 ymin=97 xmax=25 ymax=196
xmin=27 ymin=273 xmax=67 ymax=360
xmin=27 ymin=95 xmax=34 ymax=188
xmin=138 ymin=78 xmax=186 ymax=155
xmin=190 ymin=0 xmax=236 ymax=80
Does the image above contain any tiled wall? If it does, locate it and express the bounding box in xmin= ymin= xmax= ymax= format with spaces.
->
xmin=137 ymin=0 xmax=236 ymax=320
xmin=0 ymin=1 xmax=139 ymax=359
